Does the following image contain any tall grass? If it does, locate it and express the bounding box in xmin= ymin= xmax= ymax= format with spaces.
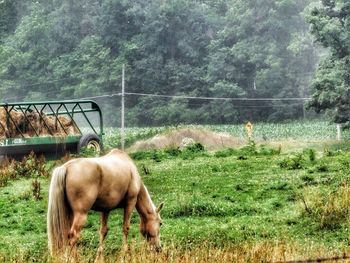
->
xmin=300 ymin=185 xmax=350 ymax=229
xmin=1 ymin=241 xmax=343 ymax=263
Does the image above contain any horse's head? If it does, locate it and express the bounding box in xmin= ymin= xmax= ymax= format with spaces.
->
xmin=140 ymin=202 xmax=164 ymax=252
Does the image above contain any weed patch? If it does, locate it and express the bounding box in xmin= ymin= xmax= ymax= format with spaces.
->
xmin=214 ymin=142 xmax=280 ymax=159
xmin=130 ymin=143 xmax=206 ymax=161
xmin=0 ymin=152 xmax=50 ymax=187
xmin=168 ymin=195 xmax=260 ymax=218
xmin=279 ymin=153 xmax=306 ymax=170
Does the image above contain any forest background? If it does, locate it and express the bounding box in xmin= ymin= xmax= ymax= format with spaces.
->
xmin=0 ymin=0 xmax=348 ymax=127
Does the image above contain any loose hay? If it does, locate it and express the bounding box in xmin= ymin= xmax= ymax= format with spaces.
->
xmin=0 ymin=107 xmax=80 ymax=139
xmin=128 ymin=128 xmax=245 ymax=151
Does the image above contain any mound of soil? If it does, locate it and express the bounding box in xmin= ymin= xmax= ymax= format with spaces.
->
xmin=128 ymin=128 xmax=246 ymax=151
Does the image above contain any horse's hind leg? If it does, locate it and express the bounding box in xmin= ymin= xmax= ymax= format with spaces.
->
xmin=66 ymin=212 xmax=88 ymax=261
xmin=95 ymin=212 xmax=109 ymax=263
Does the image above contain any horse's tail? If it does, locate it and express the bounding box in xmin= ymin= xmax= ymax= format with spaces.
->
xmin=47 ymin=165 xmax=72 ymax=254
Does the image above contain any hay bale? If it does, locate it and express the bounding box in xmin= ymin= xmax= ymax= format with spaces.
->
xmin=40 ymin=114 xmax=57 ymax=136
xmin=0 ymin=108 xmax=8 ymax=138
xmin=57 ymin=116 xmax=79 ymax=135
xmin=24 ymin=112 xmax=41 ymax=137
xmin=39 ymin=114 xmax=80 ymax=136
xmin=0 ymin=108 xmax=80 ymax=138
xmin=0 ymin=108 xmax=25 ymax=138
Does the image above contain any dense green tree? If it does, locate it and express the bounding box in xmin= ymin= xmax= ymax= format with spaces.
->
xmin=307 ymin=0 xmax=350 ymax=126
xmin=0 ymin=0 xmax=17 ymax=40
xmin=0 ymin=3 xmax=53 ymax=100
xmin=207 ymin=0 xmax=316 ymax=122
xmin=0 ymin=0 xmax=318 ymax=126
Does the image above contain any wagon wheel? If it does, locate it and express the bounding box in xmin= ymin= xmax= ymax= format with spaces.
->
xmin=78 ymin=133 xmax=102 ymax=153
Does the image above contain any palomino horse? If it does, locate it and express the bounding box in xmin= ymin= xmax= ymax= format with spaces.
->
xmin=47 ymin=149 xmax=163 ymax=260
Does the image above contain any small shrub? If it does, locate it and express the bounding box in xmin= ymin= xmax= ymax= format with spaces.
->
xmin=239 ymin=141 xmax=257 ymax=155
xmin=183 ymin=143 xmax=205 ymax=153
xmin=323 ymin=148 xmax=334 ymax=157
xmin=0 ymin=172 xmax=9 ymax=187
xmin=130 ymin=150 xmax=166 ymax=161
xmin=78 ymin=147 xmax=100 ymax=158
xmin=269 ymin=182 xmax=290 ymax=191
xmin=130 ymin=151 xmax=153 ymax=160
xmin=301 ymin=174 xmax=316 ymax=185
xmin=32 ymin=179 xmax=42 ymax=201
xmin=259 ymin=145 xmax=281 ymax=156
xmin=164 ymin=147 xmax=181 ymax=157
xmin=140 ymin=164 xmax=151 ymax=175
xmin=180 ymin=143 xmax=206 ymax=160
xmin=18 ymin=190 xmax=32 ymax=201
xmin=214 ymin=148 xmax=236 ymax=158
xmin=279 ymin=153 xmax=305 ymax=170
xmin=170 ymin=200 xmax=232 ymax=217
xmin=131 ymin=144 xmax=206 ymax=161
xmin=235 ymin=184 xmax=244 ymax=191
xmin=304 ymin=148 xmax=316 ymax=162
xmin=315 ymin=164 xmax=328 ymax=172
xmin=151 ymin=151 xmax=166 ymax=162
xmin=271 ymin=200 xmax=283 ymax=209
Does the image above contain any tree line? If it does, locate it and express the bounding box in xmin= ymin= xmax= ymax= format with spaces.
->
xmin=0 ymin=0 xmax=347 ymax=126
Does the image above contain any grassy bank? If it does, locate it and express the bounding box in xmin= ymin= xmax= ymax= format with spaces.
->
xmin=1 ymin=139 xmax=350 ymax=261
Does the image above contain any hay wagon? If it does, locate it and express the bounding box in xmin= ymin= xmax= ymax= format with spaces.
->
xmin=0 ymin=100 xmax=103 ymax=158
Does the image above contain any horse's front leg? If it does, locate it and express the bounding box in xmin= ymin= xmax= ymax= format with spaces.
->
xmin=122 ymin=197 xmax=137 ymax=251
xmin=95 ymin=212 xmax=109 ymax=263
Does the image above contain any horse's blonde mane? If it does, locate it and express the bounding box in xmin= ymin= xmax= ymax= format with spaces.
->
xmin=136 ymin=183 xmax=157 ymax=221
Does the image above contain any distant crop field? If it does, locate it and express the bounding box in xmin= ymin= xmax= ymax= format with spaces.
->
xmin=1 ymin=136 xmax=350 ymax=262
xmin=103 ymin=121 xmax=350 ymax=150
xmin=206 ymin=120 xmax=350 ymax=141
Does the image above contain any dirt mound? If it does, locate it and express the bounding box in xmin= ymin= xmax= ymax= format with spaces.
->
xmin=128 ymin=128 xmax=246 ymax=151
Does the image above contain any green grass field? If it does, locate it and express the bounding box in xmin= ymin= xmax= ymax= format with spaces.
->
xmin=1 ymin=122 xmax=350 ymax=262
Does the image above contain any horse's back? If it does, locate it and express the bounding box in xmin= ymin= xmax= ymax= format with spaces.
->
xmin=65 ymin=150 xmax=141 ymax=212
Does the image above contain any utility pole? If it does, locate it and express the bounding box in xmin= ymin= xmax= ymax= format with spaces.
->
xmin=121 ymin=64 xmax=125 ymax=150
xmin=337 ymin=124 xmax=341 ymax=141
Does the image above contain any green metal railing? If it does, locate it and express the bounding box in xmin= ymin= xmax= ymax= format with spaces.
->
xmin=0 ymin=100 xmax=103 ymax=140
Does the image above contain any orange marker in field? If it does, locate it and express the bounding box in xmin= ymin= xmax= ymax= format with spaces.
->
xmin=245 ymin=121 xmax=253 ymax=140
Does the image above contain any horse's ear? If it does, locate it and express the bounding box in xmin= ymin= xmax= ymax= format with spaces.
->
xmin=156 ymin=202 xmax=164 ymax=213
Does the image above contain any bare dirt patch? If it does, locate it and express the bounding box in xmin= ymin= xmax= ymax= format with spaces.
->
xmin=128 ymin=127 xmax=246 ymax=151
xmin=127 ymin=127 xmax=341 ymax=153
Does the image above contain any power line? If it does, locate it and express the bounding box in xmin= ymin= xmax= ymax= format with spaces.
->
xmin=124 ymin=92 xmax=311 ymax=101
xmin=80 ymin=93 xmax=122 ymax=100
xmin=1 ymin=90 xmax=311 ymax=103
